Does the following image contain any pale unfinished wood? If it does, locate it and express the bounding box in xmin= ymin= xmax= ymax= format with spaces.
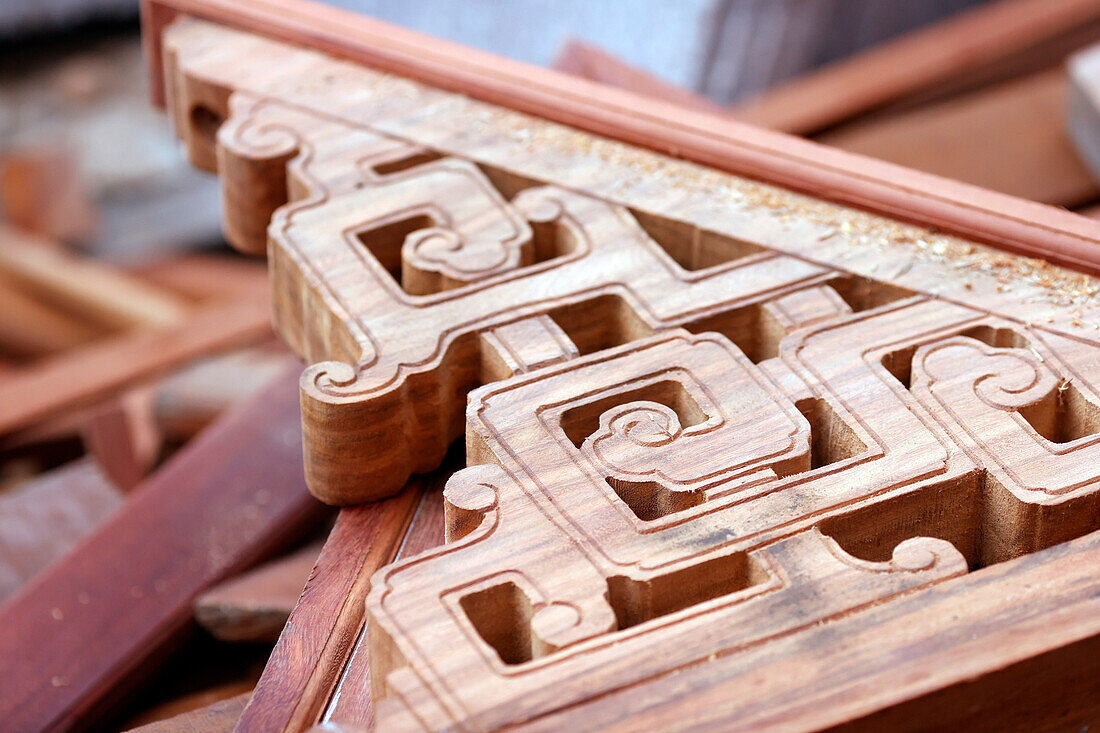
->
xmin=0 ymin=272 xmax=99 ymax=359
xmin=139 ymin=0 xmax=1100 ymax=272
xmin=152 ymin=15 xmax=1100 ymax=733
xmin=161 ymin=19 xmax=1100 ymax=505
xmin=0 ymin=224 xmax=188 ymax=331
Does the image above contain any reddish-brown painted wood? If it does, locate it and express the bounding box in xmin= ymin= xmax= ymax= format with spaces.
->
xmin=0 ymin=296 xmax=272 ymax=437
xmin=235 ymin=480 xmax=428 ymax=731
xmin=0 ymin=366 xmax=324 ymax=732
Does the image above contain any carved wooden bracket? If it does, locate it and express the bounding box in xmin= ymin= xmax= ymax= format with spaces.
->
xmin=149 ymin=15 xmax=1100 ymax=732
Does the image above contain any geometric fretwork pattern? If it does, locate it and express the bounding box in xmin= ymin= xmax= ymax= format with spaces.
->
xmin=161 ymin=21 xmax=1100 ymax=731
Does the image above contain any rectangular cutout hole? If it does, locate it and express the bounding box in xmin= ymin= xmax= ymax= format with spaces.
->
xmin=460 ymin=581 xmax=536 ymax=665
xmin=371 ymin=150 xmax=443 ymax=176
xmin=1019 ymin=381 xmax=1100 ymax=444
xmin=476 ymin=163 xmax=543 ymax=200
xmin=681 ymin=304 xmax=765 ymax=362
xmin=881 ymin=326 xmax=1030 ymax=390
xmin=461 ymin=555 xmax=767 ymax=666
xmin=795 ymin=397 xmax=866 ymax=469
xmin=830 ymin=276 xmax=917 ymax=312
xmin=355 ymin=214 xmax=437 ymax=286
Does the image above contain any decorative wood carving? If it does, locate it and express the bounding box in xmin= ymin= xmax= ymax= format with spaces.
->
xmin=149 ymin=15 xmax=1100 ymax=732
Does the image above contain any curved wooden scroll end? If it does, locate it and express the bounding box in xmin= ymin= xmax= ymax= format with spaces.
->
xmin=299 ymin=361 xmax=457 ymax=505
xmin=214 ymin=96 xmax=301 ymax=256
xmin=299 ymin=361 xmax=409 ymax=505
xmin=442 ymin=463 xmax=507 ymax=543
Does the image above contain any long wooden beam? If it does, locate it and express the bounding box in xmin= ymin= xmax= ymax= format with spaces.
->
xmin=734 ymin=0 xmax=1100 ymax=135
xmin=140 ymin=0 xmax=1100 ymax=276
xmin=0 ymin=296 xmax=271 ymax=437
xmin=0 ymin=366 xmax=324 ymax=732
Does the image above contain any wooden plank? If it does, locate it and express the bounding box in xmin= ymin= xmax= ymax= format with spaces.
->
xmin=0 ymin=273 xmax=99 ymax=359
xmin=151 ymin=347 xmax=293 ymax=438
xmin=236 ymin=476 xmax=432 ymax=731
xmin=734 ymin=0 xmax=1100 ymax=135
xmin=0 ymin=365 xmax=324 ymax=732
xmin=549 ymin=39 xmax=1095 ymax=208
xmin=80 ymin=388 xmax=162 ymax=492
xmin=126 ymin=692 xmax=250 ymax=733
xmin=0 ymin=346 xmax=289 ymax=454
xmin=0 ymin=294 xmax=272 ymax=437
xmin=819 ymin=69 xmax=1099 ymax=207
xmin=323 ymin=481 xmax=446 ymax=729
xmin=515 ymin=533 xmax=1100 ymax=732
xmin=139 ymin=0 xmax=1100 ymax=275
xmin=0 ymin=224 xmax=189 ymax=331
xmin=551 ymin=39 xmax=724 ymax=114
xmin=0 ymin=459 xmax=122 ymax=603
xmin=132 ymin=254 xmax=271 ymax=304
xmin=193 ymin=539 xmax=324 ymax=643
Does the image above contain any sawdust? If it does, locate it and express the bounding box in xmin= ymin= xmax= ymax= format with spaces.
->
xmin=465 ymin=105 xmax=1099 ymax=311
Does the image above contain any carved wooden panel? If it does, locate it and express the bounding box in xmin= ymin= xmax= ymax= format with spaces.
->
xmin=151 ymin=15 xmax=1100 ymax=732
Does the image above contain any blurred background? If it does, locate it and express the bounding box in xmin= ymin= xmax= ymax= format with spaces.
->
xmin=3 ymin=0 xmax=1100 ymax=729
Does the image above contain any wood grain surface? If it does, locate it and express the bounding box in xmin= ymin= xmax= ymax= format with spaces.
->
xmin=0 ymin=459 xmax=122 ymax=603
xmin=139 ymin=0 xmax=1100 ymax=274
xmin=194 ymin=539 xmax=324 ymax=643
xmin=236 ymin=481 xmax=428 ymax=731
xmin=0 ymin=295 xmax=272 ymax=437
xmin=147 ymin=13 xmax=1100 ymax=732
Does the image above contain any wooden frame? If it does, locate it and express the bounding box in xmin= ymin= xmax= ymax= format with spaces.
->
xmin=140 ymin=7 xmax=1100 ymax=732
xmin=140 ymin=0 xmax=1100 ymax=275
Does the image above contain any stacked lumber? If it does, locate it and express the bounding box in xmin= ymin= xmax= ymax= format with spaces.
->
xmin=0 ymin=157 xmax=323 ymax=729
